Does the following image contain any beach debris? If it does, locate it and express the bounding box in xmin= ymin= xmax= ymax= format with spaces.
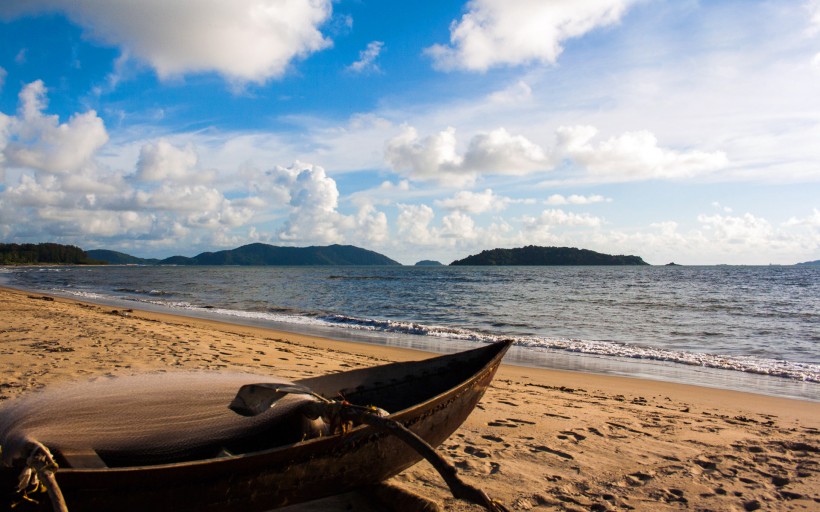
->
xmin=27 ymin=296 xmax=54 ymax=302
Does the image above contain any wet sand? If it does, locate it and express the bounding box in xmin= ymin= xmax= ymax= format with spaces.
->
xmin=1 ymin=286 xmax=818 ymax=511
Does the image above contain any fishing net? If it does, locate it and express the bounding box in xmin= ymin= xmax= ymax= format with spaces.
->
xmin=0 ymin=372 xmax=322 ymax=468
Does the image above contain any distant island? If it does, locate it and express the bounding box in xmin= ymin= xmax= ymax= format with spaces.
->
xmin=89 ymin=243 xmax=401 ymax=266
xmin=414 ymin=260 xmax=443 ymax=266
xmin=796 ymin=260 xmax=820 ymax=266
xmin=450 ymin=246 xmax=649 ymax=266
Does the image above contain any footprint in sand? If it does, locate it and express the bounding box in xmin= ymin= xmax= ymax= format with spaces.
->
xmin=557 ymin=430 xmax=587 ymax=443
xmin=626 ymin=471 xmax=653 ymax=486
xmin=464 ymin=445 xmax=491 ymax=458
xmin=694 ymin=457 xmax=718 ymax=471
xmin=488 ymin=417 xmax=536 ymax=428
xmin=662 ymin=488 xmax=687 ymax=504
xmin=530 ymin=445 xmax=574 ymax=460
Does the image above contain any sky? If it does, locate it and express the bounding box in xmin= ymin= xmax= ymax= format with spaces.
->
xmin=0 ymin=0 xmax=818 ymax=265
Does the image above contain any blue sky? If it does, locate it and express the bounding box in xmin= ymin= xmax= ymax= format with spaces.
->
xmin=0 ymin=0 xmax=818 ymax=265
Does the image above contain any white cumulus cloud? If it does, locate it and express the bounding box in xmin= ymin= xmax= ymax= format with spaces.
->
xmin=440 ymin=211 xmax=478 ymax=240
xmin=555 ymin=125 xmax=728 ymax=181
xmin=266 ymin=161 xmax=342 ymax=243
xmin=526 ymin=208 xmax=603 ymax=228
xmin=696 ymin=212 xmax=774 ymax=246
xmin=462 ymin=127 xmax=548 ymax=173
xmin=435 ymin=189 xmax=510 ymax=214
xmin=135 ymin=139 xmax=212 ymax=182
xmin=385 ymin=125 xmax=548 ymax=186
xmin=0 ymin=0 xmax=333 ymax=84
xmin=425 ymin=0 xmax=637 ymax=71
xmin=396 ymin=203 xmax=438 ymax=245
xmin=353 ymin=204 xmax=390 ymax=245
xmin=4 ymin=81 xmax=108 ymax=174
xmin=385 ymin=126 xmax=467 ymax=184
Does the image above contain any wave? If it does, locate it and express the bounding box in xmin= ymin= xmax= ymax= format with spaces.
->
xmin=195 ymin=308 xmax=820 ymax=383
xmin=115 ymin=288 xmax=175 ymax=297
xmin=47 ymin=287 xmax=820 ymax=384
xmin=316 ymin=314 xmax=819 ymax=382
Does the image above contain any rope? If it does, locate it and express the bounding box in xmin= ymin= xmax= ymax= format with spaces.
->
xmin=338 ymin=404 xmax=510 ymax=512
xmin=18 ymin=442 xmax=69 ymax=512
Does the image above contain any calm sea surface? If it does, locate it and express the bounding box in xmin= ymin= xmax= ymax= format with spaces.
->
xmin=2 ymin=265 xmax=818 ymax=400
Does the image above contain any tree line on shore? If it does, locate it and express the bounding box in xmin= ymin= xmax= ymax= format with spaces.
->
xmin=0 ymin=243 xmax=104 ymax=265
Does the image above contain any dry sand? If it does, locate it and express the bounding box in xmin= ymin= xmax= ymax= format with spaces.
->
xmin=1 ymin=286 xmax=818 ymax=511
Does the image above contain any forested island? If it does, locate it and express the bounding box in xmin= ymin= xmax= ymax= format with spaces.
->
xmin=0 ymin=243 xmax=104 ymax=265
xmin=450 ymin=246 xmax=649 ymax=266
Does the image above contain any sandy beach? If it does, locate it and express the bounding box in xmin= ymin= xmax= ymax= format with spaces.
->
xmin=1 ymin=285 xmax=818 ymax=511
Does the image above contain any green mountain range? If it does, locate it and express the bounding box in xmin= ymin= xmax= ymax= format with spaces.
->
xmin=450 ymin=246 xmax=649 ymax=266
xmin=86 ymin=249 xmax=160 ymax=265
xmin=89 ymin=243 xmax=400 ymax=266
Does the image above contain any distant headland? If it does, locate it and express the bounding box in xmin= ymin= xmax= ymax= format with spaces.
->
xmin=450 ymin=246 xmax=649 ymax=266
xmin=89 ymin=243 xmax=401 ymax=266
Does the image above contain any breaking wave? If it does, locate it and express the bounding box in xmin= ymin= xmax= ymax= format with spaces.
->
xmin=141 ymin=302 xmax=820 ymax=384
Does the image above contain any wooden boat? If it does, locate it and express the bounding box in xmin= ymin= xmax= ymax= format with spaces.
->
xmin=1 ymin=340 xmax=512 ymax=511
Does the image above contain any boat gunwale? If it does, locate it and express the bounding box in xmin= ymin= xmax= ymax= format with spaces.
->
xmin=45 ymin=340 xmax=511 ymax=477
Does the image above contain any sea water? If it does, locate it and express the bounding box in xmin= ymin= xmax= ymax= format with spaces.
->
xmin=2 ymin=265 xmax=818 ymax=400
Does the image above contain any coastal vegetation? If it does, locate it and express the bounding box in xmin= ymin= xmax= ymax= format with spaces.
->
xmin=450 ymin=246 xmax=649 ymax=266
xmin=0 ymin=243 xmax=104 ymax=265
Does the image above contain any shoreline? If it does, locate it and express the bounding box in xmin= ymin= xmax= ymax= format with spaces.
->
xmin=3 ymin=272 xmax=817 ymax=402
xmin=1 ymin=286 xmax=819 ymax=510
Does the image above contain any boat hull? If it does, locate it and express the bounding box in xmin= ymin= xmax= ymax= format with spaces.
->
xmin=2 ymin=341 xmax=511 ymax=511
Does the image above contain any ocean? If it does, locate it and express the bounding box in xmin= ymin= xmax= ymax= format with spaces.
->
xmin=2 ymin=264 xmax=818 ymax=401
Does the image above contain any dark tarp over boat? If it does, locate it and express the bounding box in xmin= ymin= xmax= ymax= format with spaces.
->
xmin=1 ymin=340 xmax=512 ymax=511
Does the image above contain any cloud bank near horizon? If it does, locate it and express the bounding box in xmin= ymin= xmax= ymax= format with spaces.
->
xmin=1 ymin=79 xmax=817 ymax=265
